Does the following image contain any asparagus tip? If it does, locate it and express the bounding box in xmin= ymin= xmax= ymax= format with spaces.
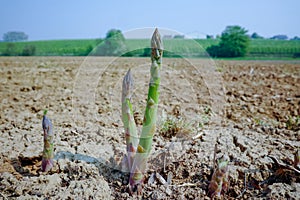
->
xmin=122 ymin=68 xmax=134 ymax=101
xmin=151 ymin=28 xmax=163 ymax=50
xmin=126 ymin=68 xmax=132 ymax=77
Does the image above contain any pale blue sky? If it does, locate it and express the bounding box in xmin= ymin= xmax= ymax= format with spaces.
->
xmin=0 ymin=0 xmax=299 ymax=40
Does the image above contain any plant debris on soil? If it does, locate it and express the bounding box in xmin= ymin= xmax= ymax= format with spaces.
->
xmin=0 ymin=57 xmax=299 ymax=199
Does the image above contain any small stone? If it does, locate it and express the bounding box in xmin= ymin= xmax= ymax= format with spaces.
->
xmin=256 ymin=127 xmax=263 ymax=133
xmin=121 ymin=193 xmax=129 ymax=198
xmin=148 ymin=173 xmax=155 ymax=184
xmin=115 ymin=181 xmax=122 ymax=187
xmin=166 ymin=187 xmax=172 ymax=195
xmin=32 ymin=164 xmax=38 ymax=170
xmin=241 ymin=95 xmax=247 ymax=101
xmin=258 ymin=107 xmax=265 ymax=113
xmin=234 ymin=124 xmax=243 ymax=130
xmin=271 ymin=100 xmax=275 ymax=106
xmin=286 ymin=98 xmax=292 ymax=101
xmin=248 ymin=105 xmax=255 ymax=113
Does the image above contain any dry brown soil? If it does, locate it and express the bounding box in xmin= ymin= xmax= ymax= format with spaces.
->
xmin=0 ymin=57 xmax=299 ymax=199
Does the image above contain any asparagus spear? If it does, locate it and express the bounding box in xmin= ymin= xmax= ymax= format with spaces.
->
xmin=41 ymin=110 xmax=54 ymax=172
xmin=122 ymin=69 xmax=138 ymax=171
xmin=129 ymin=28 xmax=163 ymax=193
xmin=208 ymin=154 xmax=229 ymax=198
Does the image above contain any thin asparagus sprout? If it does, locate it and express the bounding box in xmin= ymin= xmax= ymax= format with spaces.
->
xmin=122 ymin=69 xmax=138 ymax=171
xmin=41 ymin=110 xmax=54 ymax=172
xmin=127 ymin=28 xmax=163 ymax=194
xmin=208 ymin=154 xmax=229 ymax=198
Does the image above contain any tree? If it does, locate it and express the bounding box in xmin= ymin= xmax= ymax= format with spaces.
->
xmin=251 ymin=32 xmax=263 ymax=39
xmin=270 ymin=34 xmax=288 ymax=40
xmin=3 ymin=31 xmax=28 ymax=42
xmin=291 ymin=36 xmax=300 ymax=40
xmin=206 ymin=35 xmax=214 ymax=39
xmin=207 ymin=25 xmax=250 ymax=57
xmin=94 ymin=29 xmax=127 ymax=56
xmin=21 ymin=45 xmax=36 ymax=56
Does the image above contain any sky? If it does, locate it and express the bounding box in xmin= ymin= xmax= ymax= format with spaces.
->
xmin=0 ymin=0 xmax=299 ymax=41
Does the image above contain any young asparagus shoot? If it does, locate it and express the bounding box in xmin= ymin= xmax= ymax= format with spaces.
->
xmin=41 ymin=110 xmax=54 ymax=172
xmin=122 ymin=69 xmax=138 ymax=171
xmin=208 ymin=154 xmax=230 ymax=198
xmin=129 ymin=28 xmax=163 ymax=194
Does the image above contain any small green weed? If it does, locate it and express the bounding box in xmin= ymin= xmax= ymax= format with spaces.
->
xmin=286 ymin=116 xmax=300 ymax=131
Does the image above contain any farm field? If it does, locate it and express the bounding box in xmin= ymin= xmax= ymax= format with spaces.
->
xmin=0 ymin=57 xmax=299 ymax=199
xmin=0 ymin=38 xmax=300 ymax=58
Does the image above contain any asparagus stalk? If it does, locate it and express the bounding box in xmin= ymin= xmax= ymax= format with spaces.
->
xmin=129 ymin=28 xmax=163 ymax=193
xmin=122 ymin=69 xmax=138 ymax=171
xmin=208 ymin=154 xmax=229 ymax=198
xmin=41 ymin=110 xmax=54 ymax=172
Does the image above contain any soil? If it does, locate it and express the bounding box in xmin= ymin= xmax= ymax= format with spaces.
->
xmin=0 ymin=57 xmax=299 ymax=199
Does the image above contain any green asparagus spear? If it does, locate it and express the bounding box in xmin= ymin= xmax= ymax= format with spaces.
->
xmin=208 ymin=154 xmax=229 ymax=198
xmin=41 ymin=110 xmax=54 ymax=172
xmin=129 ymin=28 xmax=163 ymax=193
xmin=122 ymin=69 xmax=138 ymax=171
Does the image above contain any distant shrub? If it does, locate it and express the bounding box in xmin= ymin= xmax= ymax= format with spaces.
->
xmin=270 ymin=35 xmax=288 ymax=40
xmin=94 ymin=29 xmax=127 ymax=56
xmin=21 ymin=45 xmax=36 ymax=56
xmin=291 ymin=36 xmax=300 ymax=41
xmin=206 ymin=45 xmax=221 ymax=57
xmin=207 ymin=25 xmax=250 ymax=57
xmin=251 ymin=32 xmax=264 ymax=39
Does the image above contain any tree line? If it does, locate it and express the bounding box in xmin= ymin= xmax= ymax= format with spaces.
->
xmin=95 ymin=27 xmax=300 ymax=58
xmin=1 ymin=28 xmax=300 ymax=58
